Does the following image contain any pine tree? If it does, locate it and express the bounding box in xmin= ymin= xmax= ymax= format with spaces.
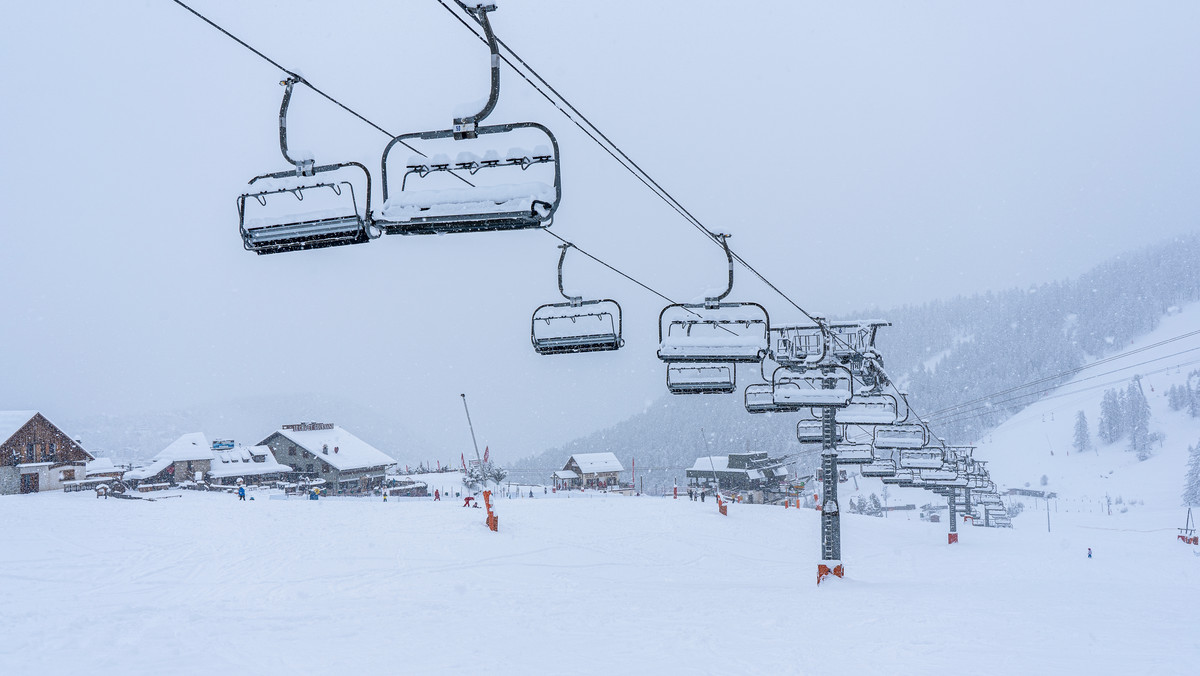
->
xmin=1126 ymin=379 xmax=1152 ymax=459
xmin=1073 ymin=410 xmax=1091 ymax=453
xmin=1098 ymin=389 xmax=1121 ymax=444
xmin=869 ymin=493 xmax=883 ymax=516
xmin=1184 ymin=442 xmax=1200 ymax=507
xmin=1168 ymin=385 xmax=1186 ymax=411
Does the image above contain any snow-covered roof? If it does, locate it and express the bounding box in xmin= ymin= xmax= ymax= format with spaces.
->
xmin=554 ymin=470 xmax=578 ymax=479
xmin=208 ymin=445 xmax=291 ymax=478
xmin=0 ymin=410 xmax=38 ymax=444
xmin=124 ymin=458 xmax=172 ymax=481
xmin=86 ymin=458 xmax=118 ymax=476
xmin=690 ymin=456 xmax=732 ymax=473
xmin=568 ymin=452 xmax=624 ymax=474
xmin=152 ymin=432 xmax=214 ymax=463
xmin=272 ymin=426 xmax=395 ymax=471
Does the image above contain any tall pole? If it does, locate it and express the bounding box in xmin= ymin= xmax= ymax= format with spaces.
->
xmin=460 ymin=394 xmax=483 ymax=464
xmin=948 ymin=488 xmax=958 ymax=544
xmin=818 ymin=406 xmax=842 ymax=583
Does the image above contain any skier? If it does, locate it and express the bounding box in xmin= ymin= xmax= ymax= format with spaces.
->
xmin=434 ymin=489 xmax=440 ymax=501
xmin=1087 ymin=547 xmax=1092 ymax=559
xmin=700 ymin=490 xmax=705 ymax=503
xmin=237 ymin=485 xmax=246 ymax=501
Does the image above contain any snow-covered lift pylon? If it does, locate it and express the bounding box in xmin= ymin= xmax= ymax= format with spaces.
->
xmin=531 ymin=243 xmax=623 ymax=355
xmin=237 ymin=77 xmax=378 ymax=254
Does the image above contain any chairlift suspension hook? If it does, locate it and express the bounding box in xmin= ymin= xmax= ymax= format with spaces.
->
xmin=453 ymin=3 xmax=501 ymax=139
xmin=704 ymin=233 xmax=734 ymax=309
xmin=278 ymin=77 xmax=315 ymax=177
xmin=557 ymin=243 xmax=583 ymax=307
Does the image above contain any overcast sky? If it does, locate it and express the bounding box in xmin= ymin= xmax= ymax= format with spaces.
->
xmin=2 ymin=1 xmax=1198 ymax=459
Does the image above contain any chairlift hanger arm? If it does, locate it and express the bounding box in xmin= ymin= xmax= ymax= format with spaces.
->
xmin=278 ymin=77 xmax=313 ymax=174
xmin=705 ymin=233 xmax=734 ymax=308
xmin=454 ymin=3 xmax=501 ymax=138
xmin=557 ymin=243 xmax=583 ymax=306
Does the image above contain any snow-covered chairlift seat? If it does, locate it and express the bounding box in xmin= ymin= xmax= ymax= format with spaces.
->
xmin=898 ymin=449 xmax=946 ymax=470
xmin=836 ymin=443 xmax=875 ymax=464
xmin=531 ymin=300 xmax=623 ymax=355
xmin=860 ymin=458 xmax=897 ymax=478
xmin=772 ymin=366 xmax=854 ymax=407
xmin=872 ymin=423 xmax=929 ymax=449
xmin=796 ymin=420 xmax=842 ymax=444
xmin=666 ymin=363 xmax=735 ymax=395
xmin=836 ymin=393 xmax=902 ymax=425
xmin=658 ymin=304 xmax=770 ymax=363
xmin=377 ymin=123 xmax=561 ymax=236
xmin=745 ymin=384 xmax=808 ymax=414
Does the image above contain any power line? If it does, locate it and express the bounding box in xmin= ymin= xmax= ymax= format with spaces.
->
xmin=926 ymin=342 xmax=1200 ymax=424
xmin=925 ymin=328 xmax=1200 ymax=418
xmin=931 ymin=354 xmax=1200 ymax=428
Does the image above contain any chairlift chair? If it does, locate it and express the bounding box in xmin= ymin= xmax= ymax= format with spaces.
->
xmin=772 ymin=365 xmax=854 ymax=408
xmin=796 ymin=419 xmax=842 ymax=444
xmin=744 ymin=383 xmax=807 ymax=414
xmin=375 ymin=5 xmax=561 ymax=236
xmin=898 ymin=449 xmax=946 ymax=470
xmin=835 ymin=392 xmax=902 ymax=425
xmin=880 ymin=469 xmax=917 ymax=486
xmin=860 ymin=458 xmax=897 ymax=478
xmin=658 ymin=235 xmax=769 ymax=364
xmin=836 ymin=442 xmax=875 ymax=465
xmin=769 ymin=320 xmax=890 ymax=369
xmin=238 ymin=78 xmax=378 ymax=254
xmin=531 ymin=244 xmax=623 ymax=354
xmin=666 ymin=363 xmax=736 ymax=395
xmin=873 ymin=423 xmax=929 ymax=449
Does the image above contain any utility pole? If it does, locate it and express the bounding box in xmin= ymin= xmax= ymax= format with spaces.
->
xmin=460 ymin=394 xmax=483 ymax=465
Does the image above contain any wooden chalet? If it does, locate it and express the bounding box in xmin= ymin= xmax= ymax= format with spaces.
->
xmin=555 ymin=452 xmax=624 ymax=490
xmin=0 ymin=411 xmax=94 ymax=495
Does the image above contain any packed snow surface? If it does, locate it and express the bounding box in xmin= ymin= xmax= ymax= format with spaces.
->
xmin=1 ymin=490 xmax=1196 ymax=674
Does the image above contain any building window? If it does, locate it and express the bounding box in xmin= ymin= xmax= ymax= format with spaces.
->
xmin=306 ymin=464 xmax=314 ymax=473
xmin=303 ymin=451 xmax=311 ymax=459
xmin=288 ymin=447 xmax=296 ymax=456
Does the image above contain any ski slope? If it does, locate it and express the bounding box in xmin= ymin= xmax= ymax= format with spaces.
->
xmin=1 ymin=488 xmax=1196 ymax=674
xmin=975 ymin=302 xmax=1200 ymax=510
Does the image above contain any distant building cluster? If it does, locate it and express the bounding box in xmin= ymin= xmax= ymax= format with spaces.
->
xmin=0 ymin=411 xmax=397 ymax=496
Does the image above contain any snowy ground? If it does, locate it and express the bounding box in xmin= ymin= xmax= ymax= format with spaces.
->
xmin=1 ymin=488 xmax=1197 ymax=674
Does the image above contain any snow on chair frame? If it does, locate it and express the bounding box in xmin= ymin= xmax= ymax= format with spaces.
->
xmin=872 ymin=423 xmax=929 ymax=449
xmin=238 ymin=77 xmax=377 ymax=255
xmin=666 ymin=363 xmax=736 ymax=395
xmin=375 ymin=6 xmax=560 ymax=236
xmin=796 ymin=420 xmax=841 ymax=444
xmin=771 ymin=365 xmax=854 ymax=408
xmin=860 ymin=458 xmax=897 ymax=478
xmin=745 ymin=383 xmax=811 ymax=414
xmin=898 ymin=448 xmax=946 ymax=470
xmin=531 ymin=244 xmax=623 ymax=355
xmin=658 ymin=234 xmax=769 ymax=364
xmin=835 ymin=392 xmax=904 ymax=426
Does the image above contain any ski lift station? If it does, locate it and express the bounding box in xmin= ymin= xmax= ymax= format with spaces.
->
xmin=686 ymin=452 xmax=790 ymax=494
